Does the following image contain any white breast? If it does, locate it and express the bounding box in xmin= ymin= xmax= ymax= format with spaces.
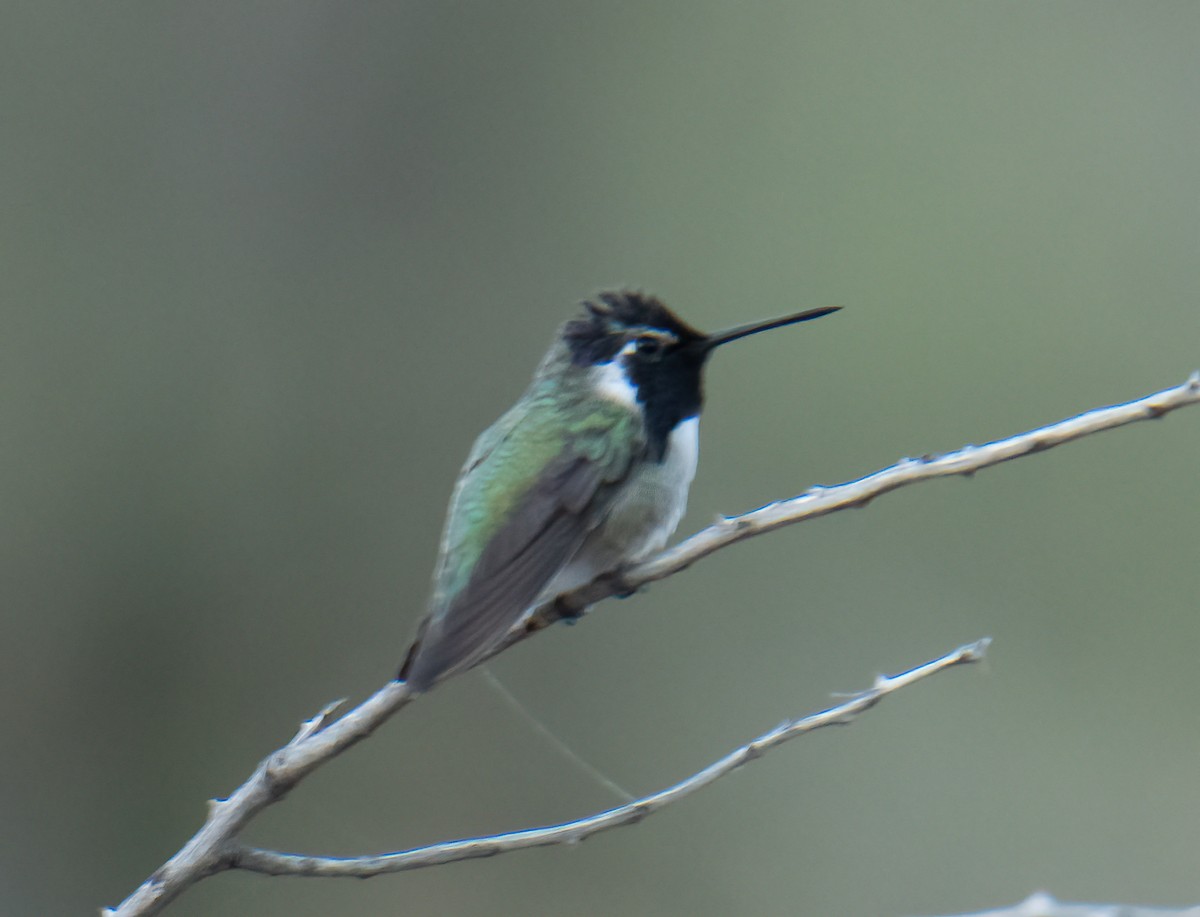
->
xmin=620 ymin=415 xmax=700 ymax=561
xmin=535 ymin=416 xmax=700 ymax=606
xmin=664 ymin=416 xmax=700 ymax=493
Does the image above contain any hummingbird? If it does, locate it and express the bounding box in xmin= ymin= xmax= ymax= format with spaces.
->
xmin=400 ymin=291 xmax=839 ymax=692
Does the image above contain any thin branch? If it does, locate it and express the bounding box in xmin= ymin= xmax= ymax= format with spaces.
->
xmin=104 ymin=682 xmax=417 ymax=916
xmin=106 ymin=372 xmax=1200 ymax=916
xmin=228 ymin=638 xmax=990 ymax=877
xmin=922 ymin=891 xmax=1200 ymax=917
xmin=524 ymin=371 xmax=1200 ymax=629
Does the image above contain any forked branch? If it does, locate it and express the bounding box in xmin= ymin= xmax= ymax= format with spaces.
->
xmin=106 ymin=372 xmax=1200 ymax=916
xmin=227 ymin=638 xmax=989 ymax=877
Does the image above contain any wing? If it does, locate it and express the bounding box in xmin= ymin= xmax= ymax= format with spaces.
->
xmin=401 ymin=398 xmax=643 ymax=690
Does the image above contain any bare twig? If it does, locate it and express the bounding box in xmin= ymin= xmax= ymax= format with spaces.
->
xmin=103 ymin=681 xmax=416 ymax=917
xmin=527 ymin=371 xmax=1200 ymax=627
xmin=922 ymin=891 xmax=1200 ymax=917
xmin=105 ymin=372 xmax=1200 ymax=916
xmin=228 ymin=638 xmax=990 ymax=877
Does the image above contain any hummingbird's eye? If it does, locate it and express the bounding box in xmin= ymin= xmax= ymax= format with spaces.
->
xmin=634 ymin=335 xmax=665 ymax=358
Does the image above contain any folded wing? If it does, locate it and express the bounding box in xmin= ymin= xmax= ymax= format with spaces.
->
xmin=402 ymin=402 xmax=641 ymax=690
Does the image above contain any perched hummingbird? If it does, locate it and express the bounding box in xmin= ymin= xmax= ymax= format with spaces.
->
xmin=400 ymin=291 xmax=839 ymax=692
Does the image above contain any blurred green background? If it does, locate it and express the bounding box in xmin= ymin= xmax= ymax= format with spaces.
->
xmin=3 ymin=3 xmax=1198 ymax=915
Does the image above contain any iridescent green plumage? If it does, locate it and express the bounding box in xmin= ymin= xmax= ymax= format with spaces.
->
xmin=432 ymin=378 xmax=642 ymax=606
xmin=405 ymin=356 xmax=644 ymax=689
xmin=400 ymin=292 xmax=840 ymax=692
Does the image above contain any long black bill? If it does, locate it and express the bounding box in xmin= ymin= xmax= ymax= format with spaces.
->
xmin=703 ymin=305 xmax=841 ymax=351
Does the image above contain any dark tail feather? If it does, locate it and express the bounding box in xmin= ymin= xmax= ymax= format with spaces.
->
xmin=400 ymin=612 xmax=505 ymax=693
xmin=398 ymin=616 xmax=432 ymax=691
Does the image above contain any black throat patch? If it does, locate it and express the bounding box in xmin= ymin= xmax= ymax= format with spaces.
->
xmin=565 ymin=291 xmax=709 ymax=461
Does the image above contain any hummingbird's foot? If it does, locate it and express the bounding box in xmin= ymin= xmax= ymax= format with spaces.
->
xmin=552 ymin=595 xmax=590 ymax=625
xmin=601 ymin=570 xmax=638 ymax=599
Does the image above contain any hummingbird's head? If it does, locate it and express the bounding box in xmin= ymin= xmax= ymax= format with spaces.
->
xmin=560 ymin=291 xmax=840 ymax=459
xmin=563 ymin=291 xmax=705 ymax=367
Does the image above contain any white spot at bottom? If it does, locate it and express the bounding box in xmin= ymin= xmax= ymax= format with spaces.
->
xmin=592 ymin=359 xmax=639 ymax=409
xmin=665 ymin=416 xmax=700 ymax=490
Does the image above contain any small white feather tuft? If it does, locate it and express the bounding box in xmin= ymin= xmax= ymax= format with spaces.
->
xmin=592 ymin=359 xmax=640 ymax=408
